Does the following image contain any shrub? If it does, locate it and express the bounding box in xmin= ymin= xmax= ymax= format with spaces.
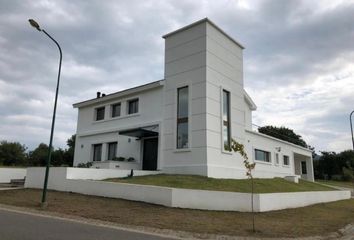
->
xmin=77 ymin=162 xmax=93 ymax=168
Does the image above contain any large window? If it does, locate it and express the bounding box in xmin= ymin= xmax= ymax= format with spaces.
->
xmin=107 ymin=142 xmax=117 ymax=160
xmin=111 ymin=103 xmax=121 ymax=118
xmin=93 ymin=144 xmax=102 ymax=161
xmin=222 ymin=90 xmax=231 ymax=150
xmin=95 ymin=107 xmax=105 ymax=121
xmin=177 ymin=86 xmax=189 ymax=149
xmin=301 ymin=161 xmax=307 ymax=174
xmin=128 ymin=99 xmax=139 ymax=114
xmin=283 ymin=155 xmax=290 ymax=166
xmin=255 ymin=149 xmax=271 ymax=162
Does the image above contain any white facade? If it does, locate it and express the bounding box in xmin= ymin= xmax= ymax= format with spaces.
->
xmin=73 ymin=18 xmax=314 ymax=181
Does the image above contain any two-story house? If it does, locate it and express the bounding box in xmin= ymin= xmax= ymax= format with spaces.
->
xmin=73 ymin=18 xmax=314 ymax=181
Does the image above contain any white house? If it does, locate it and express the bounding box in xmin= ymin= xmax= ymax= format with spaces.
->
xmin=73 ymin=18 xmax=314 ymax=181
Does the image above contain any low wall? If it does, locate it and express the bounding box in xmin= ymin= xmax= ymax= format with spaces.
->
xmin=0 ymin=168 xmax=27 ymax=183
xmin=24 ymin=167 xmax=351 ymax=212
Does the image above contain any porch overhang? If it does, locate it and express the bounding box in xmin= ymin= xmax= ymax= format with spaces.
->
xmin=119 ymin=128 xmax=158 ymax=138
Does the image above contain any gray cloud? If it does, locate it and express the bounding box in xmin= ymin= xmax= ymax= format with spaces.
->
xmin=0 ymin=0 xmax=353 ymax=152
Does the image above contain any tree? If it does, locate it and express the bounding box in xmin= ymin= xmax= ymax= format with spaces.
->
xmin=258 ymin=126 xmax=308 ymax=148
xmin=230 ymin=139 xmax=256 ymax=233
xmin=0 ymin=141 xmax=27 ymax=166
xmin=63 ymin=134 xmax=75 ymax=166
xmin=28 ymin=143 xmax=51 ymax=166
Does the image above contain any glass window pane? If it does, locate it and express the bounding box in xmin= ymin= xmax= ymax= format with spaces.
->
xmin=255 ymin=149 xmax=270 ymax=162
xmin=177 ymin=87 xmax=188 ymax=118
xmin=177 ymin=122 xmax=188 ymax=149
xmin=93 ymin=144 xmax=102 ymax=161
xmin=301 ymin=161 xmax=307 ymax=174
xmin=108 ymin=142 xmax=117 ymax=160
xmin=223 ymin=91 xmax=230 ymax=121
xmin=283 ymin=155 xmax=289 ymax=165
xmin=222 ymin=90 xmax=231 ymax=150
xmin=96 ymin=107 xmax=105 ymax=121
xmin=112 ymin=103 xmax=121 ymax=117
xmin=128 ymin=99 xmax=139 ymax=114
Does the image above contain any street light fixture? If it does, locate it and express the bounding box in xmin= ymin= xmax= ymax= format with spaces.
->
xmin=28 ymin=19 xmax=63 ymax=207
xmin=350 ymin=110 xmax=354 ymax=151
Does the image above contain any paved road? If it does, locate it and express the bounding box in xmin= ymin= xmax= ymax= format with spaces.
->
xmin=0 ymin=209 xmax=176 ymax=240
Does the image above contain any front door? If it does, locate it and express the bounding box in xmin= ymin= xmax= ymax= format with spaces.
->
xmin=142 ymin=138 xmax=158 ymax=170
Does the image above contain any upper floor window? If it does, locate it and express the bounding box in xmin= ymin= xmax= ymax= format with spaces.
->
xmin=255 ymin=149 xmax=271 ymax=162
xmin=222 ymin=90 xmax=231 ymax=150
xmin=111 ymin=103 xmax=121 ymax=118
xmin=93 ymin=144 xmax=102 ymax=161
xmin=283 ymin=155 xmax=290 ymax=166
xmin=177 ymin=86 xmax=189 ymax=149
xmin=128 ymin=99 xmax=139 ymax=114
xmin=95 ymin=107 xmax=105 ymax=121
xmin=107 ymin=142 xmax=117 ymax=160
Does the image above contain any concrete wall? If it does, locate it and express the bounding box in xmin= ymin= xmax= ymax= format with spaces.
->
xmin=24 ymin=167 xmax=350 ymax=212
xmin=0 ymin=168 xmax=27 ymax=183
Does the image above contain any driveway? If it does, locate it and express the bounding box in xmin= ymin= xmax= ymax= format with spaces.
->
xmin=0 ymin=209 xmax=177 ymax=240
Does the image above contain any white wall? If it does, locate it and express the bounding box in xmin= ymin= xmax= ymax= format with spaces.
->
xmin=24 ymin=167 xmax=350 ymax=212
xmin=0 ymin=168 xmax=27 ymax=183
xmin=74 ymin=87 xmax=163 ymax=167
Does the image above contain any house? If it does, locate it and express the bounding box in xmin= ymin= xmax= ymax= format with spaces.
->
xmin=73 ymin=18 xmax=314 ymax=181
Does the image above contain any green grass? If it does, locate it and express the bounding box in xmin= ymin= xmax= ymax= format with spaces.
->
xmin=104 ymin=174 xmax=335 ymax=193
xmin=317 ymin=180 xmax=354 ymax=189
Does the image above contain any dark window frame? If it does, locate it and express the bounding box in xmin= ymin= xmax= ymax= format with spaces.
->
xmin=176 ymin=86 xmax=189 ymax=149
xmin=111 ymin=103 xmax=121 ymax=118
xmin=107 ymin=142 xmax=118 ymax=160
xmin=95 ymin=107 xmax=105 ymax=121
xmin=283 ymin=155 xmax=290 ymax=166
xmin=128 ymin=98 xmax=139 ymax=115
xmin=93 ymin=144 xmax=102 ymax=161
xmin=254 ymin=149 xmax=271 ymax=163
xmin=222 ymin=90 xmax=231 ymax=150
xmin=301 ymin=161 xmax=307 ymax=174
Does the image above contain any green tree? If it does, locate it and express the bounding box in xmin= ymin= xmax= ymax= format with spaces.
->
xmin=258 ymin=126 xmax=308 ymax=148
xmin=28 ymin=143 xmax=51 ymax=166
xmin=63 ymin=134 xmax=75 ymax=166
xmin=0 ymin=141 xmax=27 ymax=166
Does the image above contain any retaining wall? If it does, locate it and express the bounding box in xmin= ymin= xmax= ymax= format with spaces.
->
xmin=24 ymin=167 xmax=351 ymax=212
xmin=0 ymin=168 xmax=27 ymax=183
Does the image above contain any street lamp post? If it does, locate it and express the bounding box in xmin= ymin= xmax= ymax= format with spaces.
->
xmin=350 ymin=111 xmax=354 ymax=151
xmin=28 ymin=19 xmax=62 ymax=207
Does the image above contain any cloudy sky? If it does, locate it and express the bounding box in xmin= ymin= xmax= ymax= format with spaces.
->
xmin=0 ymin=0 xmax=353 ymax=153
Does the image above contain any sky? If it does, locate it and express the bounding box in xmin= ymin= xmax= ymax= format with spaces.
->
xmin=0 ymin=0 xmax=353 ymax=153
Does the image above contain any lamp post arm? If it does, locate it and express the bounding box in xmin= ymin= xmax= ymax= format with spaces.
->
xmin=40 ymin=29 xmax=62 ymax=205
xmin=350 ymin=111 xmax=354 ymax=151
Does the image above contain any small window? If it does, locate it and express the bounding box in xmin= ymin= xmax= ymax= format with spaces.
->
xmin=275 ymin=153 xmax=279 ymax=165
xmin=95 ymin=107 xmax=105 ymax=121
xmin=301 ymin=161 xmax=307 ymax=174
xmin=255 ymin=149 xmax=271 ymax=162
xmin=283 ymin=155 xmax=290 ymax=166
xmin=111 ymin=103 xmax=121 ymax=118
xmin=107 ymin=142 xmax=117 ymax=160
xmin=93 ymin=144 xmax=102 ymax=161
xmin=128 ymin=99 xmax=139 ymax=114
xmin=177 ymin=86 xmax=189 ymax=149
xmin=222 ymin=90 xmax=231 ymax=150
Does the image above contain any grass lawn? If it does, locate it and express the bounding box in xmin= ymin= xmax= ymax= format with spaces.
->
xmin=0 ymin=189 xmax=353 ymax=238
xmin=104 ymin=174 xmax=335 ymax=193
xmin=317 ymin=179 xmax=354 ymax=189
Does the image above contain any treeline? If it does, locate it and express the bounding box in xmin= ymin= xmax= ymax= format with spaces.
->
xmin=314 ymin=150 xmax=354 ymax=181
xmin=0 ymin=135 xmax=75 ymax=167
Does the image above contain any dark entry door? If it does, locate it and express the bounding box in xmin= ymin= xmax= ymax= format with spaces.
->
xmin=143 ymin=138 xmax=158 ymax=170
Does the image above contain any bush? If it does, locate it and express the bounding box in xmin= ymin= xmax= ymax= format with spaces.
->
xmin=77 ymin=162 xmax=93 ymax=168
xmin=342 ymin=166 xmax=354 ymax=181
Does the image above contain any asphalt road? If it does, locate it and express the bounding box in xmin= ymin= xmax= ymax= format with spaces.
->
xmin=0 ymin=209 xmax=177 ymax=240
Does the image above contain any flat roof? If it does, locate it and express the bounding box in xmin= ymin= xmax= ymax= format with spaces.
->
xmin=73 ymin=80 xmax=164 ymax=108
xmin=162 ymin=18 xmax=245 ymax=49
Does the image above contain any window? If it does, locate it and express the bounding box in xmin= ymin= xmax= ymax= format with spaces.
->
xmin=275 ymin=153 xmax=279 ymax=165
xmin=95 ymin=107 xmax=105 ymax=121
xmin=107 ymin=142 xmax=117 ymax=160
xmin=301 ymin=161 xmax=307 ymax=174
xmin=128 ymin=99 xmax=139 ymax=114
xmin=177 ymin=86 xmax=189 ymax=149
xmin=93 ymin=144 xmax=102 ymax=161
xmin=222 ymin=90 xmax=231 ymax=150
xmin=283 ymin=155 xmax=290 ymax=166
xmin=111 ymin=103 xmax=121 ymax=118
xmin=255 ymin=149 xmax=271 ymax=162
